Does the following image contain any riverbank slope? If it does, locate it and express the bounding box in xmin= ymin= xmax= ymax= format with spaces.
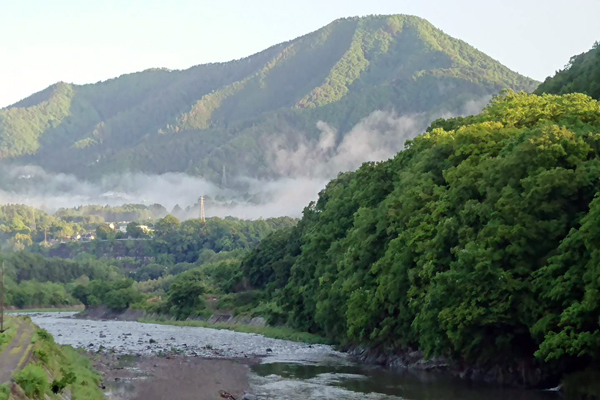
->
xmin=0 ymin=316 xmax=104 ymax=400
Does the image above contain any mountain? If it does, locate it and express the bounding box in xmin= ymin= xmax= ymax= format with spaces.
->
xmin=535 ymin=42 xmax=600 ymax=99
xmin=0 ymin=15 xmax=537 ymax=182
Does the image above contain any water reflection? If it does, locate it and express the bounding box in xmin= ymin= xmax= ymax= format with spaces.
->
xmin=251 ymin=363 xmax=563 ymax=400
xmin=104 ymin=379 xmax=137 ymax=399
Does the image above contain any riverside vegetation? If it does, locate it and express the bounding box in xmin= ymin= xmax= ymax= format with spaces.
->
xmin=0 ymin=15 xmax=599 ymax=397
xmin=0 ymin=216 xmax=294 ymax=310
xmin=229 ymin=49 xmax=600 ymax=390
xmin=6 ymin=90 xmax=600 ymax=392
xmin=0 ymin=317 xmax=103 ymax=400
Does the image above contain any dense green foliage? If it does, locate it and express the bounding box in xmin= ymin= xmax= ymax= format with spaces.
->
xmin=0 ymin=15 xmax=536 ymax=182
xmin=0 ymin=203 xmax=171 ymax=249
xmin=164 ymin=269 xmax=209 ymax=319
xmin=76 ymin=254 xmax=244 ymax=316
xmin=0 ymin=215 xmax=293 ymax=311
xmin=14 ymin=364 xmax=49 ymax=399
xmin=44 ymin=215 xmax=295 ymax=264
xmin=239 ymin=92 xmax=600 ymax=374
xmin=0 ymin=252 xmax=120 ymax=308
xmin=536 ymin=42 xmax=600 ymax=100
xmin=72 ymin=278 xmax=143 ymax=310
xmin=0 ymin=83 xmax=74 ymax=159
xmin=0 ymin=204 xmax=80 ymax=250
xmin=4 ymin=251 xmax=119 ymax=283
xmin=0 ymin=384 xmax=9 ymax=400
xmin=151 ymin=216 xmax=295 ymax=262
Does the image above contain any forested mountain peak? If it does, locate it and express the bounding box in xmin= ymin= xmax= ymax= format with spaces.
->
xmin=535 ymin=41 xmax=600 ymax=100
xmin=0 ymin=14 xmax=537 ymax=182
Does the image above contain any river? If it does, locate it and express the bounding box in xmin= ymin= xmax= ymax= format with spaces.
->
xmin=28 ymin=312 xmax=563 ymax=400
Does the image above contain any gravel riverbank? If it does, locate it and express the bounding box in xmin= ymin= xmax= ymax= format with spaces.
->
xmin=29 ymin=312 xmax=345 ymax=362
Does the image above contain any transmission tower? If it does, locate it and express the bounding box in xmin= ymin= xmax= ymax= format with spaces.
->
xmin=200 ymin=196 xmax=206 ymax=222
xmin=221 ymin=165 xmax=227 ymax=188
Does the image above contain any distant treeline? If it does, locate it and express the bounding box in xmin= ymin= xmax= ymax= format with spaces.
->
xmin=0 ymin=203 xmax=166 ymax=251
xmin=0 ymin=215 xmax=295 ymax=310
xmin=0 ymin=202 xmax=291 ymax=251
xmin=0 ymin=204 xmax=81 ymax=250
xmin=55 ymin=203 xmax=169 ymax=223
xmin=41 ymin=215 xmax=296 ymax=263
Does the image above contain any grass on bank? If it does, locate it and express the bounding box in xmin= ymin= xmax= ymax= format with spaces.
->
xmin=11 ymin=322 xmax=104 ymax=400
xmin=0 ymin=317 xmax=17 ymax=355
xmin=0 ymin=384 xmax=9 ymax=400
xmin=139 ymin=318 xmax=333 ymax=345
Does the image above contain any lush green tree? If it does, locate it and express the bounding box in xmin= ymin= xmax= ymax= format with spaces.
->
xmin=103 ymin=287 xmax=143 ymax=311
xmin=154 ymin=214 xmax=180 ymax=236
xmin=126 ymin=222 xmax=146 ymax=238
xmin=7 ymin=280 xmax=73 ymax=308
xmin=72 ymin=278 xmax=141 ymax=310
xmin=167 ymin=269 xmax=208 ymax=319
xmin=133 ymin=263 xmax=166 ymax=281
xmin=95 ymin=224 xmax=114 ymax=240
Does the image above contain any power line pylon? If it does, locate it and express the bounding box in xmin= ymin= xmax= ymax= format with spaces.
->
xmin=200 ymin=196 xmax=206 ymax=222
xmin=221 ymin=165 xmax=227 ymax=188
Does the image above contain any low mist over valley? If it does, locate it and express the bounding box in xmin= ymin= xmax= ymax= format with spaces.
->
xmin=0 ymin=15 xmax=534 ymax=218
xmin=4 ymin=6 xmax=600 ymax=400
xmin=0 ymin=97 xmax=489 ymax=218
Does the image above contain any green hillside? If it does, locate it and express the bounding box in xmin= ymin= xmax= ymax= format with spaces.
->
xmin=536 ymin=42 xmax=600 ymax=100
xmin=1 ymin=15 xmax=537 ymax=182
xmin=239 ymin=91 xmax=600 ymax=383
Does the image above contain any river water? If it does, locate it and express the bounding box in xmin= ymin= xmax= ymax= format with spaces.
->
xmin=28 ymin=313 xmax=563 ymax=400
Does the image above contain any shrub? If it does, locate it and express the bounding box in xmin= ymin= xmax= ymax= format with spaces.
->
xmin=0 ymin=384 xmax=10 ymax=400
xmin=14 ymin=364 xmax=48 ymax=399
xmin=51 ymin=369 xmax=76 ymax=394
xmin=33 ymin=349 xmax=49 ymax=364
xmin=35 ymin=329 xmax=53 ymax=342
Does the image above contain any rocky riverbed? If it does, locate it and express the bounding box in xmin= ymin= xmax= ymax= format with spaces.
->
xmin=28 ymin=312 xmax=565 ymax=400
xmin=28 ymin=312 xmax=342 ymax=363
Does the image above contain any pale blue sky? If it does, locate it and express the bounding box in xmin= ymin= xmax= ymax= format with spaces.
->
xmin=1 ymin=0 xmax=598 ymax=108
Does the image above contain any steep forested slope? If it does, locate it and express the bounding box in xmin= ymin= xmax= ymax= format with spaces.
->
xmin=536 ymin=42 xmax=600 ymax=100
xmin=0 ymin=15 xmax=537 ymax=182
xmin=240 ymin=91 xmax=600 ymax=383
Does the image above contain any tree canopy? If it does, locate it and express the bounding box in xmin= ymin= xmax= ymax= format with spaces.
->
xmin=239 ymin=91 xmax=600 ymax=376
